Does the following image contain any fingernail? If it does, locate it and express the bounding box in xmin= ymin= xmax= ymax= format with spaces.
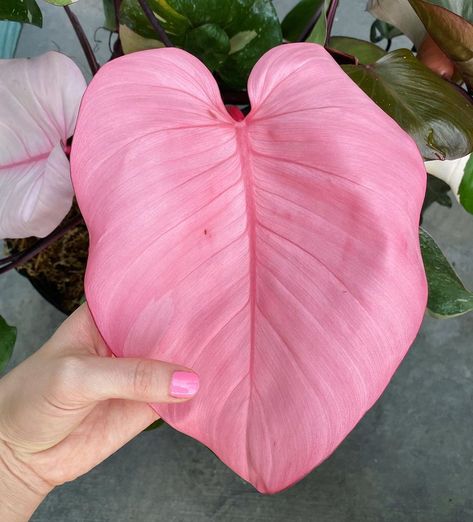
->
xmin=170 ymin=371 xmax=199 ymax=398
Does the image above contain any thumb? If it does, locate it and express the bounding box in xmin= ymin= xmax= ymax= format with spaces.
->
xmin=80 ymin=356 xmax=199 ymax=404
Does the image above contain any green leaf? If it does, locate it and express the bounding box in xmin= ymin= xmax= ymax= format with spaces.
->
xmin=459 ymin=153 xmax=473 ymax=213
xmin=43 ymin=0 xmax=76 ymax=5
xmin=119 ymin=0 xmax=282 ymax=89
xmin=408 ymin=0 xmax=473 ymax=88
xmin=329 ymin=36 xmax=386 ymax=64
xmin=119 ymin=24 xmax=164 ymax=53
xmin=0 ymin=315 xmax=16 ymax=373
xmin=0 ymin=0 xmax=42 ymax=27
xmin=342 ymin=49 xmax=473 ymax=160
xmin=419 ymin=227 xmax=473 ymax=317
xmin=184 ymin=23 xmax=230 ymax=70
xmin=103 ymin=0 xmax=117 ymax=31
xmin=370 ymin=20 xmax=403 ymax=44
xmin=281 ymin=0 xmax=324 ymax=42
xmin=306 ymin=0 xmax=329 ymax=44
xmin=422 ymin=173 xmax=452 ymax=212
xmin=120 ymin=0 xmax=191 ymax=40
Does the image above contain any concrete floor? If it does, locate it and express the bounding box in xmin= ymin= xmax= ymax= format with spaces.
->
xmin=1 ymin=1 xmax=472 ymax=520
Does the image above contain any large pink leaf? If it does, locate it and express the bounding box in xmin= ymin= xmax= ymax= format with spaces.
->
xmin=0 ymin=52 xmax=86 ymax=239
xmin=71 ymin=43 xmax=427 ymax=493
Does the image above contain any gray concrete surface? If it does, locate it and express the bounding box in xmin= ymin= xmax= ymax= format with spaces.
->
xmin=1 ymin=1 xmax=472 ymax=520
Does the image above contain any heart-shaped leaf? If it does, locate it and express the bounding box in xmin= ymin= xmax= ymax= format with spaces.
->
xmin=0 ymin=52 xmax=86 ymax=239
xmin=408 ymin=0 xmax=473 ymax=88
xmin=342 ymin=49 xmax=473 ymax=160
xmin=71 ymin=43 xmax=427 ymax=493
xmin=329 ymin=36 xmax=386 ymax=64
xmin=119 ymin=0 xmax=282 ymax=89
xmin=419 ymin=227 xmax=473 ymax=317
xmin=0 ymin=0 xmax=42 ymax=27
xmin=0 ymin=315 xmax=16 ymax=373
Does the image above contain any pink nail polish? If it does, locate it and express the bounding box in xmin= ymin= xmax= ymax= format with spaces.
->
xmin=170 ymin=371 xmax=199 ymax=398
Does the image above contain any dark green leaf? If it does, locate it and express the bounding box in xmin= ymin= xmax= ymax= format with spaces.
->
xmin=329 ymin=36 xmax=386 ymax=64
xmin=103 ymin=0 xmax=117 ymax=32
xmin=144 ymin=418 xmax=165 ymax=431
xmin=370 ymin=20 xmax=402 ymax=44
xmin=119 ymin=0 xmax=282 ymax=89
xmin=120 ymin=0 xmax=191 ymax=40
xmin=342 ymin=49 xmax=473 ymax=160
xmin=459 ymin=154 xmax=473 ymax=214
xmin=0 ymin=0 xmax=42 ymax=27
xmin=0 ymin=315 xmax=16 ymax=373
xmin=422 ymin=173 xmax=452 ymax=212
xmin=420 ymin=227 xmax=473 ymax=317
xmin=281 ymin=0 xmax=324 ymax=42
xmin=184 ymin=23 xmax=230 ymax=71
xmin=306 ymin=0 xmax=329 ymax=44
xmin=408 ymin=0 xmax=473 ymax=87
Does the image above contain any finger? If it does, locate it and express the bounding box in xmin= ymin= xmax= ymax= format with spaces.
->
xmin=46 ymin=303 xmax=112 ymax=358
xmin=80 ymin=357 xmax=200 ymax=404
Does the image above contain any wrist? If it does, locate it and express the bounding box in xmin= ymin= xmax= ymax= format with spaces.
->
xmin=0 ymin=440 xmax=52 ymax=521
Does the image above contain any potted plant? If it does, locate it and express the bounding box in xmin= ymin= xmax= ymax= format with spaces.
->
xmin=1 ymin=0 xmax=473 ymax=492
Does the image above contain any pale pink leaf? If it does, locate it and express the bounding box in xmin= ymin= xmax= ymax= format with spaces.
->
xmin=0 ymin=52 xmax=86 ymax=238
xmin=71 ymin=44 xmax=427 ymax=493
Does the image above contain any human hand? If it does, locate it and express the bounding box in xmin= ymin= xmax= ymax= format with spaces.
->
xmin=0 ymin=303 xmax=199 ymax=521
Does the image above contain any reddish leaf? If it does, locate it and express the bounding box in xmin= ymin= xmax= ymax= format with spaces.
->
xmin=417 ymin=34 xmax=456 ymax=79
xmin=409 ymin=0 xmax=473 ymax=87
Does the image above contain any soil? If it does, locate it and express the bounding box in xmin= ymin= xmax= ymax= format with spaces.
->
xmin=4 ymin=205 xmax=89 ymax=315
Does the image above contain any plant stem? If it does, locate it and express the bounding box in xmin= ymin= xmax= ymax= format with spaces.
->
xmin=324 ymin=0 xmax=339 ymax=45
xmin=113 ymin=0 xmax=121 ymax=32
xmin=64 ymin=6 xmax=100 ymax=75
xmin=137 ymin=0 xmax=174 ymax=47
xmin=0 ymin=215 xmax=84 ymax=275
xmin=110 ymin=36 xmax=124 ymax=59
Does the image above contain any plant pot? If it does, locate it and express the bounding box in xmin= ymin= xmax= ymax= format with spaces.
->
xmin=0 ymin=21 xmax=22 ymax=59
xmin=4 ymin=205 xmax=88 ymax=315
